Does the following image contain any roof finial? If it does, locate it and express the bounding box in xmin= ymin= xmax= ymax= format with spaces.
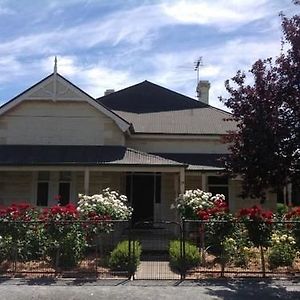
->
xmin=54 ymin=56 xmax=57 ymax=74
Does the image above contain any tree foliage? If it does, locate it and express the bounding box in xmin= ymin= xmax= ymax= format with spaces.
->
xmin=220 ymin=8 xmax=300 ymax=201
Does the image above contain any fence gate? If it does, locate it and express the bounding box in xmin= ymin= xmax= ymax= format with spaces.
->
xmin=132 ymin=221 xmax=182 ymax=280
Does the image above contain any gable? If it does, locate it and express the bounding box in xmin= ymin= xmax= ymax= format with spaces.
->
xmin=0 ymin=100 xmax=125 ymax=146
xmin=0 ymin=73 xmax=130 ymax=132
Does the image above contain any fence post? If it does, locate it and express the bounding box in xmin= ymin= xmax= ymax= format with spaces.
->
xmin=55 ymin=245 xmax=60 ymax=276
xmin=95 ymin=232 xmax=99 ymax=276
xmin=13 ymin=237 xmax=17 ymax=275
xmin=128 ymin=220 xmax=133 ymax=279
xmin=181 ymin=219 xmax=186 ymax=280
xmin=260 ymin=245 xmax=266 ymax=278
xmin=199 ymin=221 xmax=206 ymax=265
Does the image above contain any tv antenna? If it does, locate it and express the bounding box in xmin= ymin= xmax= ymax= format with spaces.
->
xmin=194 ymin=56 xmax=203 ymax=84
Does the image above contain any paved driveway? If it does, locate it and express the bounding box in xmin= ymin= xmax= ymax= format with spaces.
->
xmin=1 ymin=278 xmax=300 ymax=300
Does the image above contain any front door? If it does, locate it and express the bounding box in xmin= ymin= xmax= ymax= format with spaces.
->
xmin=126 ymin=174 xmax=155 ymax=224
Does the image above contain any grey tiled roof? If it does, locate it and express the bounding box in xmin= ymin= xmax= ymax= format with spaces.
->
xmin=0 ymin=145 xmax=184 ymax=167
xmin=115 ymin=108 xmax=236 ymax=135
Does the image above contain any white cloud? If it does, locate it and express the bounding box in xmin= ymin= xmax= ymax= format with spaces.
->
xmin=0 ymin=56 xmax=26 ymax=84
xmin=0 ymin=0 xmax=289 ymax=58
xmin=0 ymin=0 xmax=295 ymax=108
xmin=148 ymin=36 xmax=281 ymax=109
xmin=0 ymin=3 xmax=170 ymax=58
xmin=40 ymin=56 xmax=137 ymax=98
xmin=162 ymin=0 xmax=275 ymax=31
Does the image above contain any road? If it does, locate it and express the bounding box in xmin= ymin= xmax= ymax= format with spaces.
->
xmin=0 ymin=278 xmax=300 ymax=299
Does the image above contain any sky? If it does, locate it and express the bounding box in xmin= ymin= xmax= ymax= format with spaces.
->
xmin=0 ymin=0 xmax=299 ymax=110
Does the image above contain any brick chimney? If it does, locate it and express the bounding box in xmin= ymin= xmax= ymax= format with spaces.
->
xmin=196 ymin=80 xmax=210 ymax=104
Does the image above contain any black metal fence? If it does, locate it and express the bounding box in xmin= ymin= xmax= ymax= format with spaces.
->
xmin=1 ymin=219 xmax=300 ymax=280
xmin=0 ymin=220 xmax=131 ymax=279
xmin=182 ymin=219 xmax=300 ymax=279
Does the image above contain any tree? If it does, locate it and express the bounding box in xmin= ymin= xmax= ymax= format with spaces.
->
xmin=220 ymin=6 xmax=300 ymax=202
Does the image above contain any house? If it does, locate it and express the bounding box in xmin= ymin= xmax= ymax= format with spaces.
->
xmin=0 ymin=68 xmax=278 ymax=223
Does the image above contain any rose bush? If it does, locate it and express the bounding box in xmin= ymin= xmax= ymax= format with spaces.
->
xmin=39 ymin=203 xmax=86 ymax=268
xmin=0 ymin=203 xmax=44 ymax=262
xmin=0 ymin=189 xmax=132 ymax=269
xmin=173 ymin=189 xmax=213 ymax=219
xmin=174 ymin=190 xmax=235 ymax=257
xmin=77 ymin=188 xmax=132 ymax=235
xmin=78 ymin=188 xmax=132 ymax=220
xmin=238 ymin=205 xmax=274 ymax=248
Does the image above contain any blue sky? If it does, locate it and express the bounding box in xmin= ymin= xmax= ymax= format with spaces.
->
xmin=0 ymin=0 xmax=299 ymax=109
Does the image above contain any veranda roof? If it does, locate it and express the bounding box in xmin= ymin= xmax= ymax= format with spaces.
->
xmin=0 ymin=145 xmax=184 ymax=167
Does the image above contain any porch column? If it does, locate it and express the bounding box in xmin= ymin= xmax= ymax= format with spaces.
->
xmin=174 ymin=173 xmax=179 ymax=196
xmin=84 ymin=168 xmax=90 ymax=195
xmin=202 ymin=173 xmax=208 ymax=191
xmin=283 ymin=185 xmax=287 ymax=205
xmin=179 ymin=168 xmax=185 ymax=195
xmin=287 ymin=183 xmax=292 ymax=207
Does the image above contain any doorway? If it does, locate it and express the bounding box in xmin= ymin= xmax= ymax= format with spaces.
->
xmin=126 ymin=173 xmax=161 ymax=224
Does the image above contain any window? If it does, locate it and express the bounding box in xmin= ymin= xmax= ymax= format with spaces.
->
xmin=208 ymin=176 xmax=229 ymax=202
xmin=37 ymin=172 xmax=49 ymax=206
xmin=59 ymin=172 xmax=71 ymax=206
xmin=154 ymin=173 xmax=161 ymax=204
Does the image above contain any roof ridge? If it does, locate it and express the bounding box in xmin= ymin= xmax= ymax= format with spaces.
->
xmin=96 ymin=81 xmax=146 ymax=101
xmin=96 ymin=79 xmax=208 ymax=107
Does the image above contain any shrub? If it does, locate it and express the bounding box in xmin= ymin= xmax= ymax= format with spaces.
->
xmin=40 ymin=204 xmax=87 ymax=269
xmin=222 ymin=233 xmax=254 ymax=268
xmin=285 ymin=207 xmax=300 ymax=247
xmin=276 ymin=203 xmax=289 ymax=216
xmin=109 ymin=240 xmax=141 ymax=273
xmin=169 ymin=240 xmax=201 ymax=273
xmin=268 ymin=232 xmax=297 ymax=269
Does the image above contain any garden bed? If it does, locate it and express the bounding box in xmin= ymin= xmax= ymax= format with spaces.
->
xmin=185 ymin=251 xmax=300 ymax=279
xmin=0 ymin=254 xmax=129 ymax=279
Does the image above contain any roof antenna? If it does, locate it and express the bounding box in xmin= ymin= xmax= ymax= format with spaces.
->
xmin=54 ymin=56 xmax=58 ymax=74
xmin=194 ymin=56 xmax=203 ymax=85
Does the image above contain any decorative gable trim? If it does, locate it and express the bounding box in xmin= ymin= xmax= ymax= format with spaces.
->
xmin=0 ymin=73 xmax=131 ymax=132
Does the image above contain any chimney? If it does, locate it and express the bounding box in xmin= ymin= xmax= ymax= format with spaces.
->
xmin=104 ymin=89 xmax=115 ymax=96
xmin=196 ymin=80 xmax=210 ymax=104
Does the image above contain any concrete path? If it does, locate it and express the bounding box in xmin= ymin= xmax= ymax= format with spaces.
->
xmin=135 ymin=260 xmax=180 ymax=280
xmin=1 ymin=278 xmax=300 ymax=300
